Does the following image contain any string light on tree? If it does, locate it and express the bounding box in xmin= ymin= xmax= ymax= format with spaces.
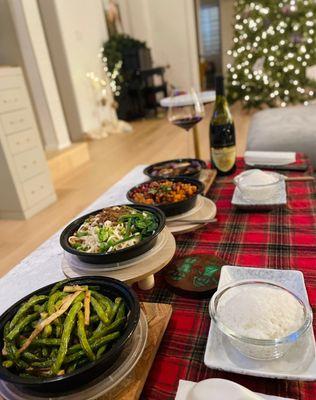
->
xmin=97 ymin=47 xmax=122 ymax=97
xmin=227 ymin=0 xmax=316 ymax=108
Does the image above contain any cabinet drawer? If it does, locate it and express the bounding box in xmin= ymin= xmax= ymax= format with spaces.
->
xmin=7 ymin=130 xmax=38 ymax=155
xmin=0 ymin=109 xmax=33 ymax=134
xmin=14 ymin=148 xmax=46 ymax=182
xmin=0 ymin=75 xmax=23 ymax=91
xmin=0 ymin=88 xmax=26 ymax=113
xmin=23 ymin=173 xmax=53 ymax=207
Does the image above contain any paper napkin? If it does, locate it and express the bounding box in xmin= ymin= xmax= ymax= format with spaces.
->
xmin=175 ymin=379 xmax=296 ymax=400
xmin=244 ymin=151 xmax=296 ymax=166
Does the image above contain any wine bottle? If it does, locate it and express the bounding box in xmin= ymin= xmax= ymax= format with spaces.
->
xmin=210 ymin=76 xmax=236 ymax=175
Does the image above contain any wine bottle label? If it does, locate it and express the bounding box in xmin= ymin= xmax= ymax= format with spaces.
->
xmin=211 ymin=146 xmax=236 ymax=172
xmin=210 ymin=123 xmax=235 ymax=147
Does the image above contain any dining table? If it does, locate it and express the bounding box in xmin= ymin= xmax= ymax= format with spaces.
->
xmin=0 ymin=153 xmax=315 ymax=400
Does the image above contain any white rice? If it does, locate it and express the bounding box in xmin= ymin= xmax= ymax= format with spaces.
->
xmin=241 ymin=169 xmax=278 ymax=186
xmin=217 ymin=285 xmax=305 ymax=340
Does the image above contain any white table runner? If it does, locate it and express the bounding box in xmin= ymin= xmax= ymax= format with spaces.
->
xmin=0 ymin=165 xmax=147 ymax=315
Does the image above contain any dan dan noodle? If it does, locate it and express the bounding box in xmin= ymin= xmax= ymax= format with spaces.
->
xmin=68 ymin=206 xmax=158 ymax=254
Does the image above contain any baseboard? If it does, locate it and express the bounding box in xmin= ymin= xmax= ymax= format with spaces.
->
xmin=46 ymin=142 xmax=90 ymax=183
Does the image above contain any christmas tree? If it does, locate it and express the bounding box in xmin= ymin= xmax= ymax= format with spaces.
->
xmin=227 ymin=0 xmax=316 ymax=109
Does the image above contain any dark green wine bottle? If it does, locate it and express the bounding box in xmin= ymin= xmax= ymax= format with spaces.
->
xmin=210 ymin=76 xmax=236 ymax=175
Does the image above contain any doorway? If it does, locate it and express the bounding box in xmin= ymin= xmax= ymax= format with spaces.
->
xmin=195 ymin=0 xmax=222 ymax=90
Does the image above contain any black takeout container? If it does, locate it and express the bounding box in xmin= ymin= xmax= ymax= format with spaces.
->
xmin=127 ymin=177 xmax=205 ymax=217
xmin=60 ymin=204 xmax=165 ymax=264
xmin=143 ymin=158 xmax=207 ymax=179
xmin=0 ymin=276 xmax=140 ymax=395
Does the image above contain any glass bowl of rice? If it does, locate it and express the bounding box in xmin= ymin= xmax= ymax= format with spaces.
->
xmin=233 ymin=169 xmax=283 ymax=202
xmin=209 ymin=280 xmax=313 ymax=360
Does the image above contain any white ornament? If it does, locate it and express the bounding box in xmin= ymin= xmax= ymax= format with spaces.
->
xmin=306 ymin=65 xmax=316 ymax=81
xmin=85 ymin=65 xmax=133 ymax=140
xmin=253 ymin=57 xmax=265 ymax=72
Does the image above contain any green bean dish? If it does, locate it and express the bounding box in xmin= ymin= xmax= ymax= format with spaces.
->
xmin=1 ymin=282 xmax=127 ymax=377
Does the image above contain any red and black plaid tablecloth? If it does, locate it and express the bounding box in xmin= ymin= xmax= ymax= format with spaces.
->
xmin=136 ymin=154 xmax=316 ymax=400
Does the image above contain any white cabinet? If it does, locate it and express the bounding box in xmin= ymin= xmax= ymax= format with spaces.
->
xmin=0 ymin=67 xmax=56 ymax=219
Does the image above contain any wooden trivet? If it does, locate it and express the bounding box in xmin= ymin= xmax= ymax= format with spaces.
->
xmin=167 ymin=197 xmax=217 ymax=235
xmin=199 ymin=169 xmax=217 ymax=195
xmin=101 ymin=302 xmax=172 ymax=400
xmin=62 ymin=228 xmax=176 ymax=290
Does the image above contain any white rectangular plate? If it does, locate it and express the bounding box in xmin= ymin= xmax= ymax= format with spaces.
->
xmin=204 ymin=265 xmax=316 ymax=380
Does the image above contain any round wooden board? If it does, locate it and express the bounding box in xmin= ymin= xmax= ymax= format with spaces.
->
xmin=165 ymin=254 xmax=226 ymax=293
xmin=62 ymin=228 xmax=176 ymax=285
xmin=166 ymin=196 xmax=217 ymax=234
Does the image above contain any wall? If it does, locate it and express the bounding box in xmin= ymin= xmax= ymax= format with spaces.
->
xmin=39 ymin=0 xmax=110 ymax=141
xmin=0 ymin=0 xmax=21 ymax=65
xmin=118 ymin=0 xmax=200 ymax=90
xmin=219 ymin=0 xmax=235 ymax=76
xmin=14 ymin=0 xmax=71 ymax=150
xmin=0 ymin=0 xmax=70 ymax=150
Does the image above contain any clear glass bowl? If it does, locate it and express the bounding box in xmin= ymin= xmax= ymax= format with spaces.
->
xmin=209 ymin=280 xmax=313 ymax=360
xmin=233 ymin=170 xmax=283 ymax=202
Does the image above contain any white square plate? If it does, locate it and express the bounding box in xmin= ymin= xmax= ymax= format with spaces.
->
xmin=232 ymin=180 xmax=287 ymax=207
xmin=204 ymin=266 xmax=316 ymax=380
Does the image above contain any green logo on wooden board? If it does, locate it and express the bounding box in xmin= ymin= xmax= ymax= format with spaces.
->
xmin=164 ymin=254 xmax=226 ymax=292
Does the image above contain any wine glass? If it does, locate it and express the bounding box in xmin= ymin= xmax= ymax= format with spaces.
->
xmin=168 ymin=88 xmax=204 ymax=157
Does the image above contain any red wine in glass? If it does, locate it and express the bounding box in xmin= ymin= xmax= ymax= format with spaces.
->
xmin=168 ymin=88 xmax=204 ymax=156
xmin=171 ymin=116 xmax=203 ymax=131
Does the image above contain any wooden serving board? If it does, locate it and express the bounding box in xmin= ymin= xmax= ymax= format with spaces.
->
xmin=199 ymin=169 xmax=217 ymax=195
xmin=101 ymin=302 xmax=172 ymax=400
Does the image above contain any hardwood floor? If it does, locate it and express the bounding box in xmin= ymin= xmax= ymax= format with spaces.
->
xmin=0 ymin=103 xmax=254 ymax=277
